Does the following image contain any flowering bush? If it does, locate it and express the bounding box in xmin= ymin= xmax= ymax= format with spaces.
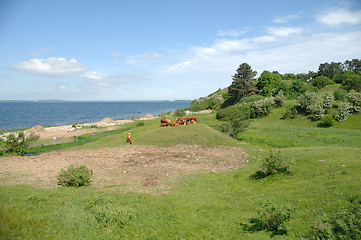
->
xmin=296 ymin=91 xmax=319 ymax=111
xmin=274 ymin=90 xmax=285 ymax=107
xmin=308 ymin=104 xmax=325 ymax=120
xmin=252 ymin=97 xmax=275 ymax=117
xmin=345 ymin=92 xmax=361 ymax=112
xmin=335 ymin=101 xmax=353 ymax=121
xmin=321 ymin=93 xmax=334 ymax=109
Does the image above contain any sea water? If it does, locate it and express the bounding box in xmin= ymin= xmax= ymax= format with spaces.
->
xmin=0 ymin=101 xmax=191 ymax=130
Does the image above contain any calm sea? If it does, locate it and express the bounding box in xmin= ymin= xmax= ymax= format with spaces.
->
xmin=0 ymin=101 xmax=191 ymax=130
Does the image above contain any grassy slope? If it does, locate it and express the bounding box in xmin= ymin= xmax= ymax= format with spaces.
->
xmin=1 ymin=108 xmax=361 ymax=239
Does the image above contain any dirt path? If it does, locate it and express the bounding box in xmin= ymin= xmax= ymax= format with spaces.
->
xmin=0 ymin=145 xmax=247 ymax=192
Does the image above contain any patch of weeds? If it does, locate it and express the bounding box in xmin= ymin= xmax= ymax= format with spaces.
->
xmin=307 ymin=198 xmax=361 ymax=239
xmin=136 ymin=121 xmax=145 ymax=127
xmin=27 ymin=195 xmax=46 ymax=203
xmin=56 ymin=164 xmax=93 ymax=187
xmin=243 ymin=200 xmax=294 ymax=236
xmin=86 ymin=196 xmax=134 ymax=228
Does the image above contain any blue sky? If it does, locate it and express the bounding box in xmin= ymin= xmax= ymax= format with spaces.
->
xmin=1 ymin=0 xmax=361 ymax=101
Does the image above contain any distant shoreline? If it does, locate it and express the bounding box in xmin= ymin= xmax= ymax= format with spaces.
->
xmin=0 ymin=100 xmax=191 ymax=103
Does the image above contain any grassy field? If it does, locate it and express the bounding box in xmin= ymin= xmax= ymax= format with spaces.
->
xmin=1 ymin=105 xmax=361 ymax=239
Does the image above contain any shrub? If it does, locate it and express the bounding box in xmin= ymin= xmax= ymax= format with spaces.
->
xmin=252 ymin=98 xmax=275 ymax=117
xmin=229 ymin=117 xmax=250 ymax=139
xmin=321 ymin=93 xmax=334 ymax=110
xmin=56 ymin=164 xmax=93 ymax=187
xmin=259 ymin=151 xmax=291 ymax=176
xmin=136 ymin=121 xmax=145 ymax=127
xmin=312 ymin=76 xmax=334 ymax=89
xmin=308 ymin=104 xmax=326 ymax=120
xmin=334 ymin=89 xmax=348 ymax=100
xmin=274 ymin=90 xmax=285 ymax=107
xmin=335 ymin=101 xmax=353 ymax=121
xmin=216 ymin=104 xmax=252 ymax=121
xmin=308 ymin=199 xmax=361 ymax=239
xmin=282 ymin=108 xmax=298 ymax=119
xmin=174 ymin=108 xmax=186 ymax=117
xmin=296 ymin=91 xmax=319 ymax=111
xmin=250 ymin=201 xmax=293 ymax=234
xmin=318 ymin=115 xmax=334 ymax=128
xmin=215 ymin=122 xmax=231 ymax=133
xmin=308 ymin=217 xmax=333 ymax=240
xmin=4 ymin=131 xmax=39 ymax=156
xmin=345 ymin=92 xmax=361 ymax=112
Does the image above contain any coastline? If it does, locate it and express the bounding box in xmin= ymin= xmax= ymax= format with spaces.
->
xmin=0 ymin=110 xmax=212 ymax=141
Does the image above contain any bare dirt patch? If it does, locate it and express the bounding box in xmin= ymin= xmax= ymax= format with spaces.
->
xmin=0 ymin=145 xmax=247 ymax=192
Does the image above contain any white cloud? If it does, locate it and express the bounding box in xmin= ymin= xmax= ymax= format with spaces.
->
xmin=266 ymin=27 xmax=302 ymax=37
xmin=10 ymin=57 xmax=87 ymax=78
xmin=136 ymin=53 xmax=165 ymax=60
xmin=316 ymin=7 xmax=361 ymax=26
xmin=111 ymin=52 xmax=124 ymax=58
xmin=274 ymin=14 xmax=300 ymax=23
xmin=252 ymin=35 xmax=276 ymax=43
xmin=79 ymin=71 xmax=126 ymax=92
xmin=217 ymin=28 xmax=250 ymax=37
xmin=164 ymin=29 xmax=361 ymax=95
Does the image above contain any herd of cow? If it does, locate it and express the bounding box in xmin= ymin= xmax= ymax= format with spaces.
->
xmin=160 ymin=116 xmax=199 ymax=127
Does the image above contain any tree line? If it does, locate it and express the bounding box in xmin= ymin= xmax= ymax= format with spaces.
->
xmin=226 ymin=59 xmax=361 ymax=105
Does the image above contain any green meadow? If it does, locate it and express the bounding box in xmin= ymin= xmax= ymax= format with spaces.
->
xmin=1 ymin=101 xmax=361 ymax=239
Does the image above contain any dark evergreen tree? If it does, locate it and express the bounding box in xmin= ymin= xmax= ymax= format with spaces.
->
xmin=228 ymin=63 xmax=258 ymax=101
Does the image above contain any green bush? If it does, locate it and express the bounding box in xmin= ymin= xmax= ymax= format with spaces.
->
xmin=318 ymin=116 xmax=334 ymax=128
xmin=333 ymin=89 xmax=348 ymax=100
xmin=4 ymin=131 xmax=39 ymax=156
xmin=259 ymin=151 xmax=291 ymax=176
xmin=229 ymin=117 xmax=250 ymax=139
xmin=308 ymin=199 xmax=361 ymax=239
xmin=216 ymin=104 xmax=252 ymax=121
xmin=250 ymin=201 xmax=293 ymax=235
xmin=174 ymin=108 xmax=186 ymax=117
xmin=56 ymin=164 xmax=93 ymax=187
xmin=282 ymin=108 xmax=298 ymax=119
xmin=136 ymin=121 xmax=145 ymax=127
xmin=312 ymin=76 xmax=334 ymax=89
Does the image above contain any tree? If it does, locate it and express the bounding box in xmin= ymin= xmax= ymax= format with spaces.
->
xmin=256 ymin=70 xmax=283 ymax=96
xmin=312 ymin=76 xmax=334 ymax=89
xmin=228 ymin=63 xmax=257 ymax=101
xmin=318 ymin=62 xmax=343 ymax=79
xmin=343 ymin=59 xmax=361 ymax=74
xmin=341 ymin=71 xmax=361 ymax=92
